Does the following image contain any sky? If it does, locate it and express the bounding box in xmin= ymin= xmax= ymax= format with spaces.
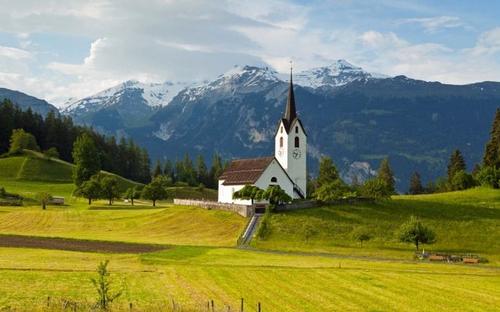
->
xmin=1 ymin=0 xmax=500 ymax=107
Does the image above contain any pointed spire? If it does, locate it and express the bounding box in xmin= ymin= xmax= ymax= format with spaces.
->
xmin=284 ymin=61 xmax=297 ymax=123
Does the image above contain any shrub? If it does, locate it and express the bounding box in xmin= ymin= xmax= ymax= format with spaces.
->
xmin=9 ymin=129 xmax=40 ymax=153
xmin=450 ymin=170 xmax=475 ymax=190
xmin=476 ymin=165 xmax=500 ymax=189
xmin=314 ymin=179 xmax=352 ymax=202
xmin=399 ymin=216 xmax=436 ymax=250
xmin=91 ymin=260 xmax=122 ymax=310
xmin=43 ymin=147 xmax=60 ymax=160
xmin=360 ymin=178 xmax=392 ymax=200
xmin=256 ymin=213 xmax=271 ymax=240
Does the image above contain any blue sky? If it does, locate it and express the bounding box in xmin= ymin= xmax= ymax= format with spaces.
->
xmin=0 ymin=0 xmax=499 ymax=106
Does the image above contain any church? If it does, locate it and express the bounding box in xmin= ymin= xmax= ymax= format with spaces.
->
xmin=218 ymin=70 xmax=307 ymax=205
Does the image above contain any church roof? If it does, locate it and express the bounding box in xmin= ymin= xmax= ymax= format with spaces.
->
xmin=219 ymin=156 xmax=274 ymax=185
xmin=284 ymin=70 xmax=297 ymax=125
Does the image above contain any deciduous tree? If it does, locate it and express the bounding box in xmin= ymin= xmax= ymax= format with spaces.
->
xmin=399 ymin=216 xmax=436 ymax=250
xmin=72 ymin=133 xmax=101 ymax=186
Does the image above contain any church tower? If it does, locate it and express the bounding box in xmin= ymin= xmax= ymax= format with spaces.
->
xmin=275 ymin=68 xmax=307 ymax=198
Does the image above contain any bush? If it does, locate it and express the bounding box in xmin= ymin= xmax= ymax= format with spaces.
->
xmin=450 ymin=170 xmax=475 ymax=190
xmin=9 ymin=129 xmax=40 ymax=153
xmin=360 ymin=178 xmax=392 ymax=200
xmin=476 ymin=166 xmax=500 ymax=189
xmin=43 ymin=147 xmax=60 ymax=160
xmin=314 ymin=179 xmax=353 ymax=202
xmin=91 ymin=260 xmax=122 ymax=310
xmin=256 ymin=212 xmax=271 ymax=240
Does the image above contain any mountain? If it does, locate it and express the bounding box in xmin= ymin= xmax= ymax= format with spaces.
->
xmin=63 ymin=80 xmax=190 ymax=134
xmin=292 ymin=59 xmax=387 ymax=89
xmin=0 ymin=88 xmax=58 ymax=116
xmin=64 ymin=61 xmax=500 ymax=191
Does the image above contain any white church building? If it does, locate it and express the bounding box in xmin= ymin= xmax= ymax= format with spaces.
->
xmin=218 ymin=71 xmax=307 ymax=205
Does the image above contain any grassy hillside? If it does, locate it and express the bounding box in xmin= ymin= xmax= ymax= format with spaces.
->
xmin=0 ymin=151 xmax=141 ymax=198
xmin=253 ymin=187 xmax=500 ymax=264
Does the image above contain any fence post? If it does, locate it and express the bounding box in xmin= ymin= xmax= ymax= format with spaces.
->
xmin=211 ymin=299 xmax=215 ymax=312
xmin=258 ymin=302 xmax=261 ymax=312
xmin=240 ymin=298 xmax=244 ymax=312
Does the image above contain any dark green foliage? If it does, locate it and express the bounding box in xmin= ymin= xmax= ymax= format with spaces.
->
xmin=9 ymin=128 xmax=39 ymax=153
xmin=352 ymin=230 xmax=372 ymax=247
xmin=0 ymin=100 xmax=151 ymax=183
xmin=43 ymin=147 xmax=59 ymax=160
xmin=399 ymin=216 xmax=436 ymax=250
xmin=196 ymin=155 xmax=208 ymax=186
xmin=100 ymin=176 xmax=120 ymax=205
xmin=233 ymin=185 xmax=263 ymax=204
xmin=260 ymin=185 xmax=292 ymax=210
xmin=360 ymin=178 xmax=392 ymax=200
xmin=72 ymin=133 xmax=101 ymax=186
xmin=256 ymin=211 xmax=271 ymax=240
xmin=91 ymin=260 xmax=122 ymax=310
xmin=450 ymin=170 xmax=475 ymax=191
xmin=141 ymin=175 xmax=170 ymax=206
xmin=483 ymin=108 xmax=500 ymax=168
xmin=476 ymin=166 xmax=500 ymax=188
xmin=447 ymin=149 xmax=466 ymax=183
xmin=409 ymin=171 xmax=424 ymax=195
xmin=314 ymin=179 xmax=353 ymax=202
xmin=77 ymin=175 xmax=101 ymax=205
xmin=316 ymin=156 xmax=340 ymax=188
xmin=377 ymin=158 xmax=395 ymax=194
xmin=208 ymin=153 xmax=224 ymax=188
xmin=152 ymin=160 xmax=163 ymax=178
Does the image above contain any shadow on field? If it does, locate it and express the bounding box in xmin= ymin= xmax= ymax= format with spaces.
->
xmin=88 ymin=205 xmax=165 ymax=210
xmin=0 ymin=234 xmax=169 ymax=253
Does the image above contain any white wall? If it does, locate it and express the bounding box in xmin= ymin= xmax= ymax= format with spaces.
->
xmin=218 ymin=180 xmax=252 ymax=205
xmin=255 ymin=159 xmax=294 ymax=199
xmin=275 ymin=121 xmax=289 ymax=170
xmin=286 ymin=120 xmax=307 ymax=197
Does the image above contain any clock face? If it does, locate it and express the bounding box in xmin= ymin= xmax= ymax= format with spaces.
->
xmin=278 ymin=149 xmax=283 ymax=157
xmin=292 ymin=148 xmax=301 ymax=159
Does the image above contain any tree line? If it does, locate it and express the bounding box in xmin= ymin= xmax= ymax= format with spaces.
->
xmin=0 ymin=99 xmax=151 ymax=183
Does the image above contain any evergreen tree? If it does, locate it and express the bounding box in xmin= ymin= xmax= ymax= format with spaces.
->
xmin=316 ymin=156 xmax=340 ymax=188
xmin=152 ymin=159 xmax=163 ymax=178
xmin=377 ymin=158 xmax=395 ymax=194
xmin=163 ymin=159 xmax=175 ymax=182
xmin=196 ymin=155 xmax=208 ymax=186
xmin=483 ymin=108 xmax=500 ymax=168
xmin=409 ymin=171 xmax=424 ymax=195
xmin=209 ymin=153 xmax=224 ymax=188
xmin=447 ymin=149 xmax=466 ymax=183
xmin=72 ymin=133 xmax=101 ymax=186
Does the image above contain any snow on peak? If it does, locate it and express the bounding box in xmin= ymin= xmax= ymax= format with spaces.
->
xmin=293 ymin=60 xmax=385 ymax=88
xmin=63 ymin=80 xmax=191 ymax=114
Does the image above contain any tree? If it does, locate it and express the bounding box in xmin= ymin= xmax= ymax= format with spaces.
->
xmin=141 ymin=176 xmax=169 ymax=206
xmin=352 ymin=229 xmax=372 ymax=247
xmin=483 ymin=108 xmax=500 ymax=168
xmin=409 ymin=171 xmax=424 ymax=195
xmin=36 ymin=192 xmax=52 ymax=210
xmin=152 ymin=160 xmax=163 ymax=178
xmin=314 ymin=179 xmax=353 ymax=201
xmin=260 ymin=185 xmax=292 ymax=210
xmin=377 ymin=158 xmax=395 ymax=194
xmin=316 ymin=156 xmax=340 ymax=187
xmin=77 ymin=175 xmax=101 ymax=205
xmin=91 ymin=260 xmax=122 ymax=310
xmin=209 ymin=153 xmax=224 ymax=188
xmin=476 ymin=165 xmax=500 ymax=189
xmin=125 ymin=186 xmax=139 ymax=205
xmin=447 ymin=149 xmax=466 ymax=183
xmin=399 ymin=216 xmax=436 ymax=250
xmin=43 ymin=147 xmax=59 ymax=160
xmin=233 ymin=185 xmax=263 ymax=204
xmin=360 ymin=178 xmax=392 ymax=200
xmin=72 ymin=133 xmax=101 ymax=186
xmin=450 ymin=170 xmax=474 ymax=190
xmin=9 ymin=129 xmax=39 ymax=153
xmin=100 ymin=176 xmax=120 ymax=205
xmin=196 ymin=155 xmax=208 ymax=186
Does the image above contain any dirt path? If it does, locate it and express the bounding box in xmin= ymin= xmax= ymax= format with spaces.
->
xmin=0 ymin=234 xmax=168 ymax=253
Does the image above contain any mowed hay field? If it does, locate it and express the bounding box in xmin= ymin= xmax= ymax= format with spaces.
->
xmin=1 ymin=246 xmax=499 ymax=311
xmin=253 ymin=187 xmax=500 ymax=265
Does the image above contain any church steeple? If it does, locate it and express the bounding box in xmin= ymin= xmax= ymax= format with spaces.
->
xmin=284 ymin=65 xmax=297 ymax=124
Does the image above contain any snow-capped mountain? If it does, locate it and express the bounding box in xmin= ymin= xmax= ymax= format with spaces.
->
xmin=293 ymin=59 xmax=388 ymax=89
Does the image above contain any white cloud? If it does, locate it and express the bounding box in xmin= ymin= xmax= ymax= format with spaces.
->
xmin=398 ymin=16 xmax=466 ymax=33
xmin=467 ymin=27 xmax=500 ymax=56
xmin=0 ymin=45 xmax=32 ymax=60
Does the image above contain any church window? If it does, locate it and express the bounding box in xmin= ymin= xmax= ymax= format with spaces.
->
xmin=295 ymin=137 xmax=299 ymax=148
xmin=295 ymin=126 xmax=298 ymax=133
xmin=271 ymin=177 xmax=277 ymax=183
xmin=280 ymin=137 xmax=283 ymax=147
xmin=280 ymin=126 xmax=283 ymax=133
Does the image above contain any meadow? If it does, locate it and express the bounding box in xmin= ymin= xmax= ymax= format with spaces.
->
xmin=0 ymin=154 xmax=499 ymax=311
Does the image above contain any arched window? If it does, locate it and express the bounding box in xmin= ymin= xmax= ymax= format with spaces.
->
xmin=280 ymin=137 xmax=283 ymax=147
xmin=295 ymin=137 xmax=299 ymax=148
xmin=295 ymin=126 xmax=298 ymax=133
xmin=271 ymin=177 xmax=277 ymax=183
xmin=280 ymin=126 xmax=283 ymax=133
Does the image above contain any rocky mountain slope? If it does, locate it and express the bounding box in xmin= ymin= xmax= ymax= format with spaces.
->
xmin=0 ymin=88 xmax=58 ymax=116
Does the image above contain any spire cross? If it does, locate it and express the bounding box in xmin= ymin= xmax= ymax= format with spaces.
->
xmin=290 ymin=60 xmax=293 ymax=74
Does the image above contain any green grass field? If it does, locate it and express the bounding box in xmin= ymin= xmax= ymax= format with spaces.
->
xmin=253 ymin=187 xmax=500 ymax=265
xmin=0 ymin=153 xmax=499 ymax=311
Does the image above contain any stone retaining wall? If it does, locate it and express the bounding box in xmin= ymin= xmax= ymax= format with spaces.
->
xmin=173 ymin=199 xmax=254 ymax=217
